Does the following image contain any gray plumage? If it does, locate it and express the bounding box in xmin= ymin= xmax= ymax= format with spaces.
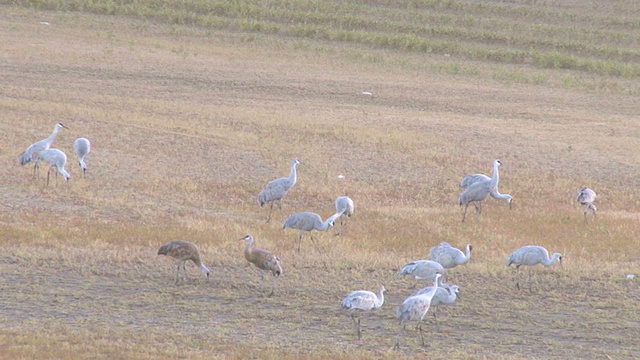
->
xmin=341 ymin=285 xmax=385 ymax=340
xmin=412 ymin=284 xmax=460 ymax=329
xmin=576 ymin=187 xmax=596 ymax=224
xmin=398 ymin=260 xmax=445 ymax=285
xmin=157 ymin=240 xmax=210 ymax=284
xmin=19 ymin=122 xmax=68 ymax=178
xmin=258 ymin=159 xmax=300 ymax=222
xmin=334 ymin=196 xmax=354 ymax=235
xmin=505 ymin=245 xmax=562 ymax=292
xmin=396 ymin=273 xmax=443 ymax=347
xmin=37 ymin=148 xmax=71 ymax=186
xmin=429 ymin=242 xmax=472 ymax=269
xmin=458 ymin=159 xmax=504 ymax=222
xmin=460 ymin=173 xmax=512 ymax=208
xmin=282 ymin=211 xmax=340 ymax=252
xmin=73 ymin=137 xmax=91 ymax=178
xmin=239 ymin=234 xmax=283 ymax=297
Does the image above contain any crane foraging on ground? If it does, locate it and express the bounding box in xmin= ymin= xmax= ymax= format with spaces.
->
xmin=505 ymin=245 xmax=562 ymax=292
xmin=576 ymin=187 xmax=597 ymax=224
xmin=19 ymin=122 xmax=69 ymax=178
xmin=340 ymin=285 xmax=385 ymax=340
xmin=395 ymin=273 xmax=443 ymax=347
xmin=239 ymin=234 xmax=283 ymax=297
xmin=258 ymin=158 xmax=300 ymax=222
xmin=37 ymin=148 xmax=71 ymax=186
xmin=458 ymin=159 xmax=505 ymax=222
xmin=398 ymin=260 xmax=445 ymax=286
xmin=157 ymin=240 xmax=210 ymax=284
xmin=282 ymin=211 xmax=340 ymax=252
xmin=73 ymin=137 xmax=91 ymax=178
xmin=460 ymin=173 xmax=512 ymax=208
xmin=334 ymin=196 xmax=354 ymax=236
xmin=412 ymin=284 xmax=460 ymax=330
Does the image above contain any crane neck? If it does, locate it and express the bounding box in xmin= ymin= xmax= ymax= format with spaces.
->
xmin=243 ymin=237 xmax=255 ymax=255
xmin=375 ymin=288 xmax=385 ymax=308
xmin=288 ymin=161 xmax=298 ymax=184
xmin=491 ymin=161 xmax=500 ymax=186
xmin=320 ymin=213 xmax=340 ymax=231
xmin=544 ymin=253 xmax=562 ymax=266
xmin=47 ymin=125 xmax=61 ymax=143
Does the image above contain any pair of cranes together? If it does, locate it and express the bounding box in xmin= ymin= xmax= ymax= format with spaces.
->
xmin=458 ymin=159 xmax=598 ymax=224
xmin=18 ymin=123 xmax=91 ymax=185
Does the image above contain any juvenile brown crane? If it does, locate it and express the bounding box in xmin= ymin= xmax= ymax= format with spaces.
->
xmin=239 ymin=234 xmax=283 ymax=296
xmin=157 ymin=240 xmax=210 ymax=284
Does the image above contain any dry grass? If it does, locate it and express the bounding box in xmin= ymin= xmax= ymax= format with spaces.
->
xmin=1 ymin=2 xmax=639 ymax=359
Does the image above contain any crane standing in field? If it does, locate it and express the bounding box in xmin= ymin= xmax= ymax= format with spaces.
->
xmin=282 ymin=211 xmax=340 ymax=252
xmin=19 ymin=122 xmax=69 ymax=179
xmin=398 ymin=260 xmax=445 ymax=286
xmin=37 ymin=148 xmax=71 ymax=186
xmin=458 ymin=159 xmax=505 ymax=222
xmin=239 ymin=234 xmax=283 ymax=297
xmin=429 ymin=242 xmax=472 ymax=282
xmin=505 ymin=245 xmax=562 ymax=292
xmin=340 ymin=285 xmax=386 ymax=340
xmin=396 ymin=273 xmax=443 ymax=347
xmin=412 ymin=284 xmax=460 ymax=330
xmin=576 ymin=187 xmax=597 ymax=224
xmin=460 ymin=173 xmax=512 ymax=208
xmin=258 ymin=158 xmax=301 ymax=223
xmin=334 ymin=196 xmax=354 ymax=236
xmin=73 ymin=137 xmax=91 ymax=178
xmin=157 ymin=240 xmax=211 ymax=284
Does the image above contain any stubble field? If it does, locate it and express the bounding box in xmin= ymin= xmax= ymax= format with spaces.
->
xmin=1 ymin=1 xmax=639 ymax=359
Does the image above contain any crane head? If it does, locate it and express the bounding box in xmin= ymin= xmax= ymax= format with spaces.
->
xmin=495 ymin=159 xmax=503 ymax=166
xmin=238 ymin=234 xmax=253 ymax=242
xmin=57 ymin=122 xmax=69 ymax=130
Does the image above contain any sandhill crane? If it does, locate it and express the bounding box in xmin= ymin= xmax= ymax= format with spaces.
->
xmin=239 ymin=234 xmax=283 ymax=297
xmin=505 ymin=245 xmax=562 ymax=292
xmin=396 ymin=273 xmax=443 ymax=347
xmin=340 ymin=285 xmax=385 ymax=340
xmin=258 ymin=158 xmax=300 ymax=222
xmin=398 ymin=260 xmax=445 ymax=286
xmin=282 ymin=211 xmax=340 ymax=252
xmin=412 ymin=284 xmax=460 ymax=329
xmin=334 ymin=196 xmax=354 ymax=236
xmin=73 ymin=137 xmax=91 ymax=178
xmin=37 ymin=149 xmax=71 ymax=186
xmin=460 ymin=173 xmax=512 ymax=208
xmin=429 ymin=242 xmax=472 ymax=269
xmin=157 ymin=240 xmax=210 ymax=284
xmin=19 ymin=122 xmax=68 ymax=178
xmin=576 ymin=187 xmax=596 ymax=224
xmin=458 ymin=159 xmax=504 ymax=222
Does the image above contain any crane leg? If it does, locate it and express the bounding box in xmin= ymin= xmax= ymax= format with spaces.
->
xmin=461 ymin=204 xmax=469 ymax=222
xmin=356 ymin=317 xmax=362 ymax=340
xmin=46 ymin=167 xmax=52 ymax=186
xmin=278 ymin=199 xmax=284 ymax=221
xmin=266 ymin=202 xmax=274 ymax=223
xmin=418 ymin=323 xmax=426 ymax=346
xmin=174 ymin=261 xmax=181 ymax=284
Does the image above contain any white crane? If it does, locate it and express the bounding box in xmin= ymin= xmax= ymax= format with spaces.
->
xmin=576 ymin=187 xmax=596 ymax=224
xmin=340 ymin=285 xmax=385 ymax=340
xmin=458 ymin=159 xmax=505 ymax=222
xmin=505 ymin=245 xmax=562 ymax=292
xmin=412 ymin=284 xmax=460 ymax=329
xmin=398 ymin=260 xmax=445 ymax=285
xmin=239 ymin=235 xmax=283 ymax=297
xmin=282 ymin=211 xmax=340 ymax=252
xmin=157 ymin=240 xmax=211 ymax=284
xmin=396 ymin=273 xmax=443 ymax=347
xmin=19 ymin=122 xmax=68 ymax=178
xmin=334 ymin=196 xmax=354 ymax=236
xmin=73 ymin=137 xmax=91 ymax=178
xmin=460 ymin=173 xmax=512 ymax=208
xmin=37 ymin=148 xmax=71 ymax=186
xmin=258 ymin=158 xmax=300 ymax=222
